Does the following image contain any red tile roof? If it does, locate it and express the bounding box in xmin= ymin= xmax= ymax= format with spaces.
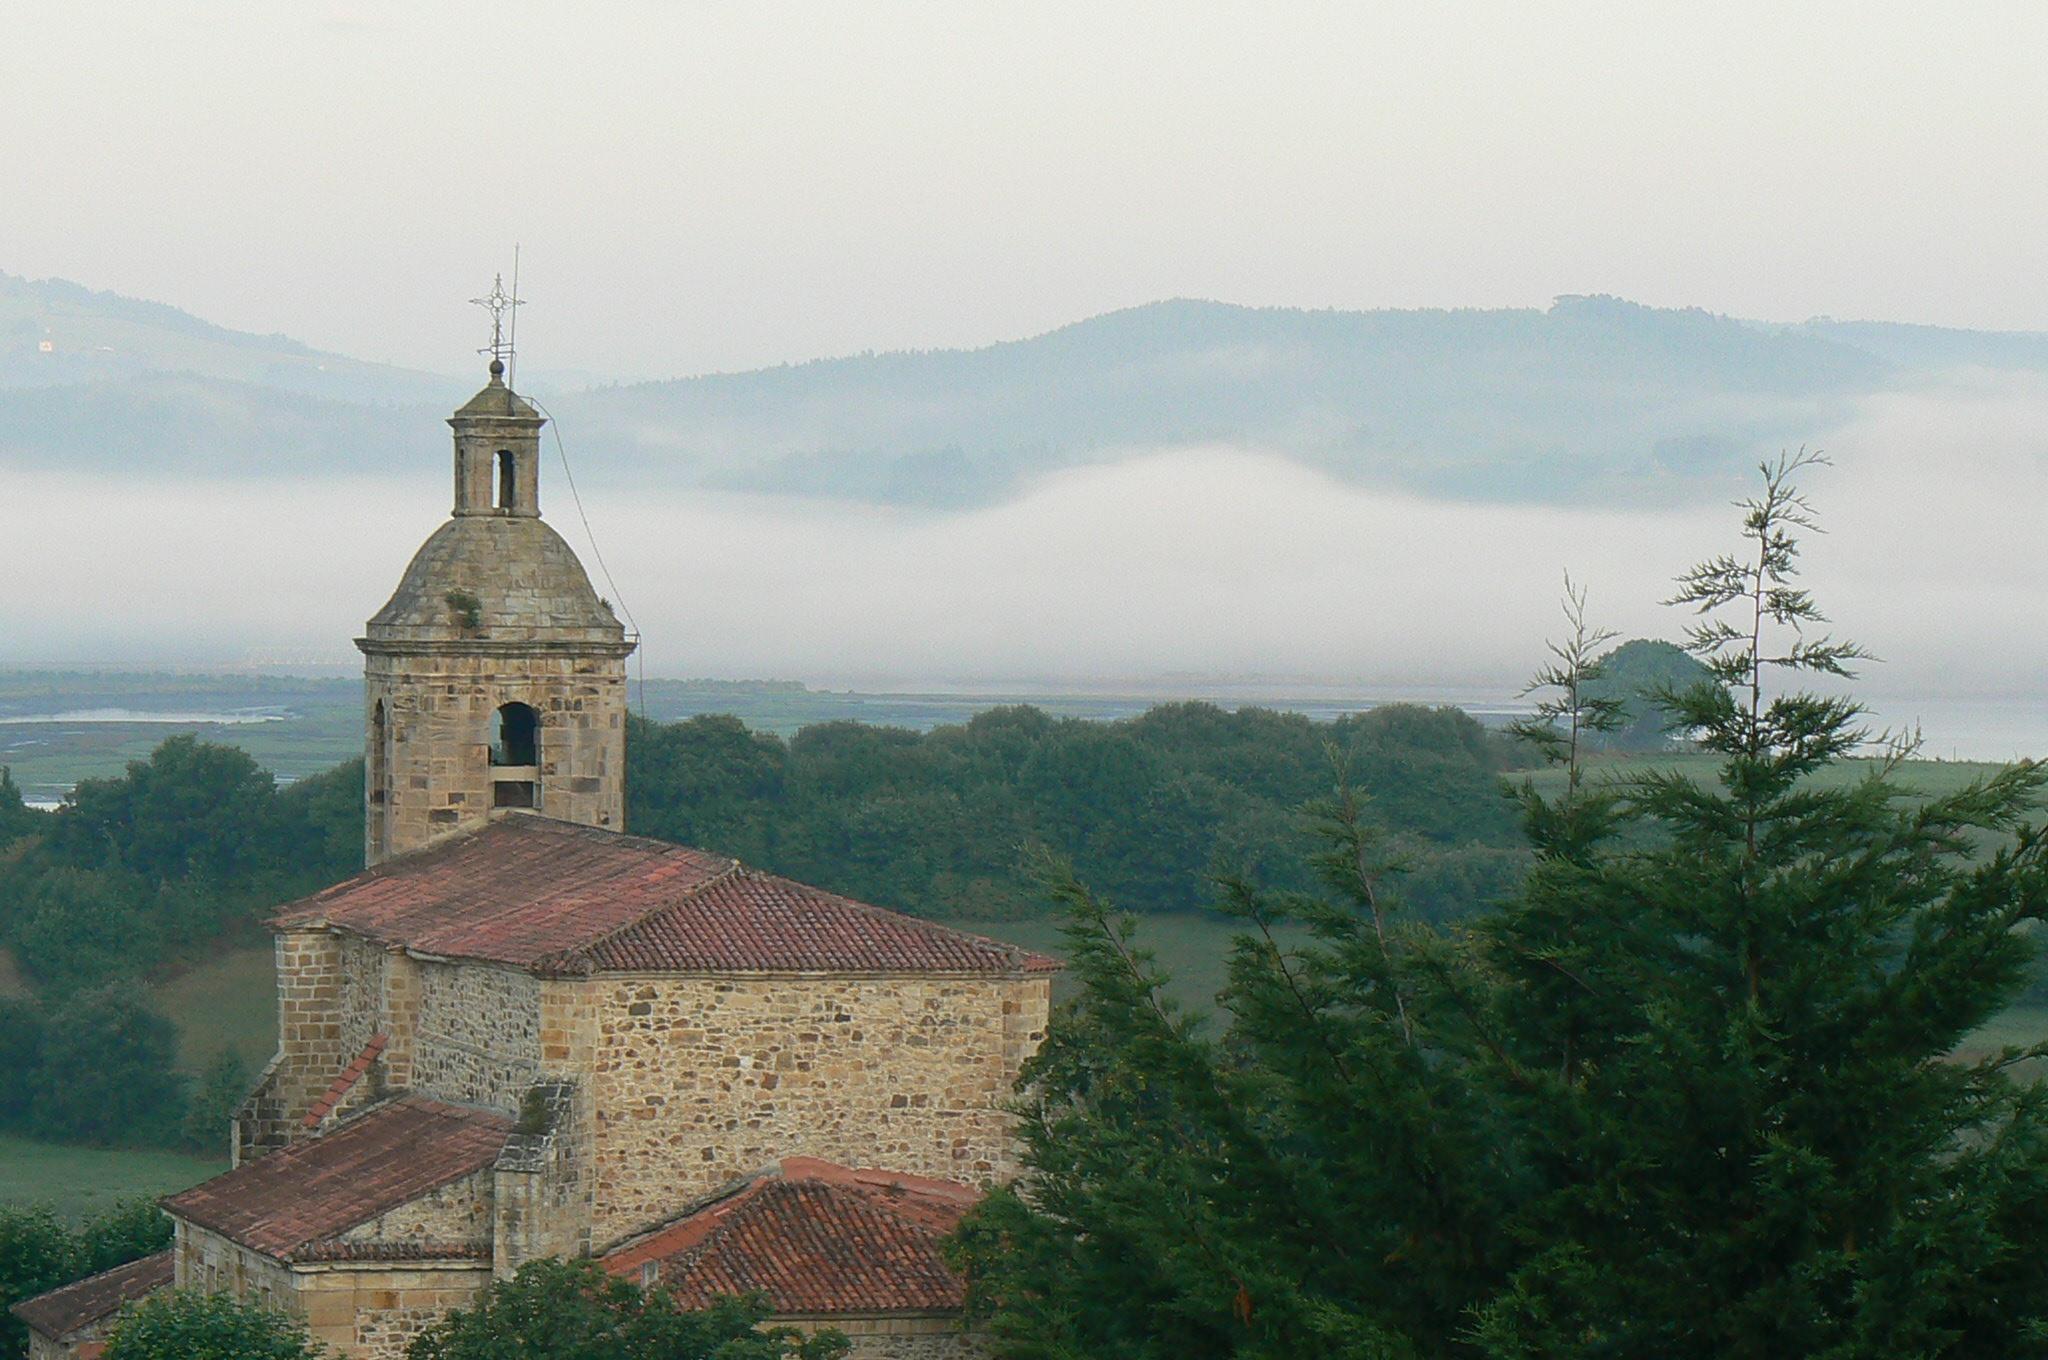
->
xmin=303 ymin=1032 xmax=388 ymax=1129
xmin=585 ymin=868 xmax=1058 ymax=975
xmin=10 ymin=1250 xmax=172 ymax=1341
xmin=163 ymin=1097 xmax=511 ymax=1261
xmin=272 ymin=815 xmax=1059 ymax=978
xmin=271 ymin=817 xmax=732 ymax=967
xmin=602 ymin=1159 xmax=977 ymax=1316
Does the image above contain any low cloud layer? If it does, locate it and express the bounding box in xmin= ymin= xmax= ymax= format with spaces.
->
xmin=5 ymin=372 xmax=2043 ymax=756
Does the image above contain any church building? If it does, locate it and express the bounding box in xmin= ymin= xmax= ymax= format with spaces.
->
xmin=13 ymin=356 xmax=1053 ymax=1360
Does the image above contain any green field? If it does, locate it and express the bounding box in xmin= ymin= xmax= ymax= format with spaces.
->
xmin=1517 ymin=750 xmax=2020 ymax=801
xmin=150 ymin=946 xmax=278 ymax=1073
xmin=0 ymin=1134 xmax=222 ymax=1222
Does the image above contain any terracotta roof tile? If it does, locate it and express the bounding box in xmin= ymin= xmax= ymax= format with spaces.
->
xmin=303 ymin=1032 xmax=388 ymax=1129
xmin=291 ymin=1240 xmax=493 ymax=1262
xmin=10 ymin=1251 xmax=172 ymax=1340
xmin=602 ymin=1159 xmax=976 ymax=1316
xmin=270 ymin=818 xmax=732 ymax=967
xmin=587 ymin=869 xmax=1059 ymax=976
xmin=271 ymin=816 xmax=1059 ymax=977
xmin=162 ymin=1097 xmax=511 ymax=1260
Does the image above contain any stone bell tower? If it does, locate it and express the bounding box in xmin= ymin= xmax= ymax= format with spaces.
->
xmin=357 ymin=350 xmax=636 ymax=866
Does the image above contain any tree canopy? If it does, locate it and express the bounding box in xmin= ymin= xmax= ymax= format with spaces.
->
xmin=628 ymin=701 xmax=1527 ymax=925
xmin=0 ymin=741 xmax=360 ymax=992
xmin=102 ymin=1290 xmax=325 ymax=1360
xmin=951 ymin=455 xmax=2048 ymax=1358
xmin=405 ymin=1258 xmax=847 ymax=1360
xmin=0 ymin=1201 xmax=171 ymax=1360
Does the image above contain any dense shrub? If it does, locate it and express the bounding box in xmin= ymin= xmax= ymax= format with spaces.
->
xmin=0 ymin=742 xmax=360 ymax=992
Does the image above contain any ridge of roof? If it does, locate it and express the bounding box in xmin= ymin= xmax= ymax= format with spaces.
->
xmin=302 ymin=1032 xmax=389 ymax=1129
xmin=272 ymin=815 xmax=1061 ymax=978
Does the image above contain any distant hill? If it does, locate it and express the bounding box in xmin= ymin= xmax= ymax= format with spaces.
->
xmin=0 ymin=271 xmax=459 ymax=405
xmin=7 ymin=274 xmax=2048 ymax=509
xmin=553 ymin=295 xmax=1892 ymax=507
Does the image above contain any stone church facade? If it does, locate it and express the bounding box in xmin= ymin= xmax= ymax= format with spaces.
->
xmin=13 ymin=360 xmax=1053 ymax=1360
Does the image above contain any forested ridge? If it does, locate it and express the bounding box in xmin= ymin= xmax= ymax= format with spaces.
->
xmin=0 ymin=699 xmax=1533 ymax=996
xmin=0 ymin=698 xmax=1531 ymax=1154
xmin=625 ymin=701 xmax=1529 ymax=924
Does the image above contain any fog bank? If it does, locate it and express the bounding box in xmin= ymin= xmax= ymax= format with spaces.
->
xmin=3 ymin=372 xmax=2042 ymax=749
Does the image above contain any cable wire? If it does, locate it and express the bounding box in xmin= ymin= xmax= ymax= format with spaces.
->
xmin=528 ymin=396 xmax=647 ymax=715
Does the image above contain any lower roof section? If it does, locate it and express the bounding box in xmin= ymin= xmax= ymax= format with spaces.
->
xmin=602 ymin=1158 xmax=978 ymax=1316
xmin=162 ymin=1096 xmax=512 ymax=1262
xmin=9 ymin=1250 xmax=172 ymax=1344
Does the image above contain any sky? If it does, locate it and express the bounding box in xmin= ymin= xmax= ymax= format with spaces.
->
xmin=6 ymin=1 xmax=2046 ymax=755
xmin=7 ymin=1 xmax=2048 ymax=379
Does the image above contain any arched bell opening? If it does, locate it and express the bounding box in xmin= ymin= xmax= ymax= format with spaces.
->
xmin=367 ymin=699 xmax=390 ymax=861
xmin=492 ymin=702 xmax=538 ymax=766
xmin=491 ymin=701 xmax=540 ymax=809
xmin=495 ymin=450 xmax=517 ymax=512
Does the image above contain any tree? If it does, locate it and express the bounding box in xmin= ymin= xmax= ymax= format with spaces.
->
xmin=0 ymin=1205 xmax=81 ymax=1360
xmin=182 ymin=1049 xmax=250 ymax=1153
xmin=31 ymin=986 xmax=186 ymax=1146
xmin=0 ymin=768 xmax=43 ymax=847
xmin=53 ymin=735 xmax=279 ymax=883
xmin=0 ymin=998 xmax=44 ymax=1131
xmin=75 ymin=1200 xmax=172 ymax=1276
xmin=103 ymin=1290 xmax=326 ymax=1360
xmin=952 ymin=453 xmax=2048 ymax=1358
xmin=407 ymin=1258 xmax=848 ymax=1360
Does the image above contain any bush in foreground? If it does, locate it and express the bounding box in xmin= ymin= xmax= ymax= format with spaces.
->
xmin=103 ymin=1289 xmax=325 ymax=1360
xmin=407 ymin=1258 xmax=847 ymax=1360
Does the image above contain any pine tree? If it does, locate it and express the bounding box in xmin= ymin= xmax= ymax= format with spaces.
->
xmin=954 ymin=454 xmax=2048 ymax=1359
xmin=1473 ymin=453 xmax=2048 ymax=1356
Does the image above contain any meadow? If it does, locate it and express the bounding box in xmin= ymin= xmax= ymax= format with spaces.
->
xmin=0 ymin=1134 xmax=222 ymax=1222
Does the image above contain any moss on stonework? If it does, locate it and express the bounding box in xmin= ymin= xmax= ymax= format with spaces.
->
xmin=443 ymin=589 xmax=483 ymax=630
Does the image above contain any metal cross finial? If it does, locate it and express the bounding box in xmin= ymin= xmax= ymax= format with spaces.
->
xmin=469 ymin=272 xmax=523 ymax=369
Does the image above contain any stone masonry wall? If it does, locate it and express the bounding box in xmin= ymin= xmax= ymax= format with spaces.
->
xmin=238 ymin=929 xmax=397 ymax=1160
xmin=238 ymin=931 xmax=349 ymax=1160
xmin=830 ymin=1317 xmax=993 ymax=1360
xmin=338 ymin=935 xmax=385 ymax=1060
xmin=175 ymin=1223 xmax=297 ymax=1313
xmin=411 ymin=960 xmax=541 ymax=1112
xmin=363 ymin=652 xmax=627 ymax=863
xmin=335 ymin=1168 xmax=493 ymax=1247
xmin=298 ymin=1264 xmax=492 ymax=1360
xmin=176 ymin=1222 xmax=491 ymax=1360
xmin=589 ymin=973 xmax=1051 ymax=1246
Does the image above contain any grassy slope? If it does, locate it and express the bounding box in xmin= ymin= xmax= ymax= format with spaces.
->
xmin=149 ymin=946 xmax=278 ymax=1072
xmin=0 ymin=1134 xmax=222 ymax=1222
xmin=1517 ymin=751 xmax=2015 ymax=800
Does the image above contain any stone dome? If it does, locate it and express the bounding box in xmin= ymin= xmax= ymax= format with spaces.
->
xmin=364 ymin=515 xmax=627 ymax=648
